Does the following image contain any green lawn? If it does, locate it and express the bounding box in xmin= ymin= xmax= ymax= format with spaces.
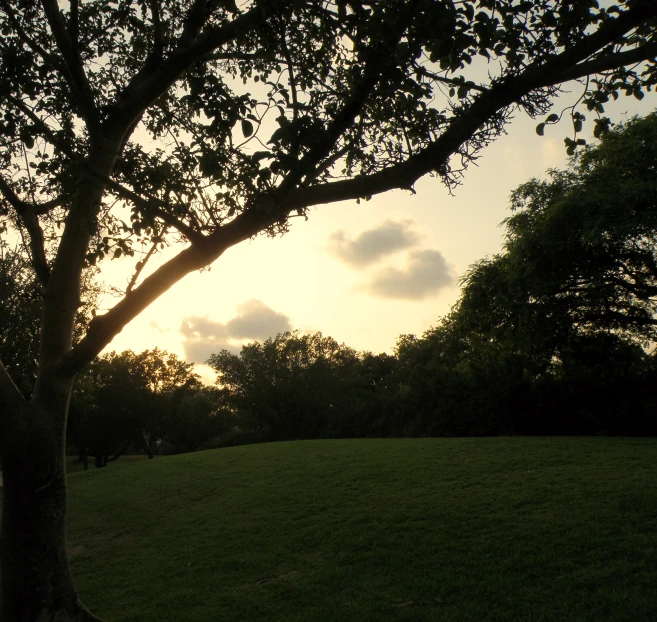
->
xmin=6 ymin=438 xmax=657 ymax=620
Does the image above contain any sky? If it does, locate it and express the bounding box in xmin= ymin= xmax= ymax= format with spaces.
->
xmin=97 ymin=89 xmax=657 ymax=382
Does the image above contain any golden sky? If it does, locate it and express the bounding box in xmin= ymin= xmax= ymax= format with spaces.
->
xmin=98 ymin=93 xmax=657 ymax=381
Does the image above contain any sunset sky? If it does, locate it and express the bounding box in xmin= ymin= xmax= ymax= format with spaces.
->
xmin=98 ymin=92 xmax=657 ymax=381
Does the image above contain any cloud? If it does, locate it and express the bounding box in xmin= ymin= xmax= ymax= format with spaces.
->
xmin=183 ymin=338 xmax=241 ymax=366
xmin=365 ymin=249 xmax=455 ymax=300
xmin=180 ymin=316 xmax=229 ymax=341
xmin=226 ymin=299 xmax=292 ymax=339
xmin=328 ymin=219 xmax=421 ymax=267
xmin=181 ymin=299 xmax=292 ymax=364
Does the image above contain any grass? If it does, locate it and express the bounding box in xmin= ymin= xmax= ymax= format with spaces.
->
xmin=5 ymin=438 xmax=657 ymax=620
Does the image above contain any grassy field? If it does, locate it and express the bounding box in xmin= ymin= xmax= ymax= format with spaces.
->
xmin=4 ymin=438 xmax=657 ymax=620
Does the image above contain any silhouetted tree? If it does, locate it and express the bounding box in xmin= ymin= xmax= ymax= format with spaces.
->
xmin=68 ymin=349 xmax=201 ymax=464
xmin=208 ymin=331 xmax=361 ymax=440
xmin=0 ymin=243 xmax=100 ymax=398
xmin=161 ymin=384 xmax=229 ymax=454
xmin=415 ymin=114 xmax=657 ymax=435
xmin=459 ymin=114 xmax=657 ymax=356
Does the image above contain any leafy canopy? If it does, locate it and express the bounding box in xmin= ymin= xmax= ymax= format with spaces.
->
xmin=457 ymin=112 xmax=657 ymax=374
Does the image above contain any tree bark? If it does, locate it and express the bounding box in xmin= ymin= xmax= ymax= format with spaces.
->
xmin=0 ymin=381 xmax=103 ymax=621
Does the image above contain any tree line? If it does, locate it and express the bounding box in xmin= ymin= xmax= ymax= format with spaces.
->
xmin=57 ymin=114 xmax=657 ymax=459
xmin=207 ymin=114 xmax=657 ymax=441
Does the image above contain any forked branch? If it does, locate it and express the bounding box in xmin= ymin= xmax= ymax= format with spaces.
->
xmin=59 ymin=204 xmax=278 ymax=376
xmin=0 ymin=174 xmax=51 ymax=285
xmin=40 ymin=0 xmax=99 ymax=130
xmin=109 ymin=3 xmax=268 ymax=132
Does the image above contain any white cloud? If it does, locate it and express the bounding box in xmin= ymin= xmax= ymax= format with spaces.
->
xmin=328 ymin=219 xmax=421 ymax=267
xmin=365 ymin=249 xmax=455 ymax=300
xmin=180 ymin=299 xmax=292 ymax=363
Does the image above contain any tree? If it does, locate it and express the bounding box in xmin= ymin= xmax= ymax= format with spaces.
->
xmin=68 ymin=349 xmax=201 ymax=465
xmin=458 ymin=113 xmax=657 ymax=365
xmin=0 ymin=245 xmax=43 ymax=397
xmin=160 ymin=384 xmax=229 ymax=454
xmin=0 ymin=242 xmax=100 ymax=398
xmin=506 ymin=113 xmax=657 ymax=340
xmin=1 ymin=1 xmax=657 ymax=618
xmin=208 ymin=331 xmax=361 ymax=441
xmin=445 ymin=113 xmax=657 ymax=434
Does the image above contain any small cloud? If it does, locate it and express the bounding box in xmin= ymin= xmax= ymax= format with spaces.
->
xmin=328 ymin=219 xmax=421 ymax=267
xmin=180 ymin=316 xmax=229 ymax=341
xmin=180 ymin=300 xmax=292 ymax=364
xmin=184 ymin=339 xmax=241 ymax=365
xmin=365 ymin=249 xmax=455 ymax=300
xmin=226 ymin=299 xmax=292 ymax=339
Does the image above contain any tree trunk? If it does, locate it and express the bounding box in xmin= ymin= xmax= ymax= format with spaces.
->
xmin=142 ymin=432 xmax=155 ymax=459
xmin=75 ymin=447 xmax=89 ymax=471
xmin=0 ymin=387 xmax=103 ymax=621
xmin=107 ymin=443 xmax=128 ymax=463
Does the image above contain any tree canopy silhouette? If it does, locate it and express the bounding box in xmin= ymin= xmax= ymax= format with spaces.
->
xmin=458 ymin=113 xmax=657 ymax=356
xmin=2 ymin=1 xmax=657 ymax=619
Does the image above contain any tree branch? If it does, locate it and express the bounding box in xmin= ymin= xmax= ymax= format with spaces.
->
xmin=417 ymin=67 xmax=487 ymax=93
xmin=149 ymin=0 xmax=164 ymax=61
xmin=6 ymin=94 xmax=63 ymax=148
xmin=126 ymin=237 xmax=161 ymax=294
xmin=280 ymin=2 xmax=419 ymax=195
xmin=280 ymin=35 xmax=299 ymax=124
xmin=0 ymin=174 xmax=51 ymax=285
xmin=0 ymin=173 xmax=66 ymax=215
xmin=58 ymin=205 xmax=277 ymax=376
xmin=550 ymin=41 xmax=657 ymax=86
xmin=108 ymin=4 xmax=268 ymax=133
xmin=201 ymin=51 xmax=284 ymax=63
xmin=96 ymin=174 xmax=205 ymax=245
xmin=5 ymin=95 xmax=202 ymax=244
xmin=0 ymin=0 xmax=57 ymax=65
xmin=179 ymin=0 xmax=210 ymax=48
xmin=40 ymin=0 xmax=99 ymax=131
xmin=284 ymin=2 xmax=657 ymax=211
xmin=69 ymin=0 xmax=79 ymax=56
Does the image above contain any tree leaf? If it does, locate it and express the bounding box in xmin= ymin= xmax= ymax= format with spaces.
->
xmin=241 ymin=119 xmax=254 ymax=137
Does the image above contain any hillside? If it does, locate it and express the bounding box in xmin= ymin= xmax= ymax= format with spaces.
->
xmin=7 ymin=438 xmax=657 ymax=620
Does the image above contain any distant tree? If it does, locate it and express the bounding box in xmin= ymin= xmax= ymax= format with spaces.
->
xmin=533 ymin=333 xmax=656 ymax=435
xmin=334 ymin=351 xmax=398 ymax=437
xmin=161 ymin=384 xmax=229 ymax=454
xmin=208 ymin=331 xmax=361 ymax=440
xmin=391 ymin=316 xmax=534 ymax=437
xmin=3 ymin=1 xmax=657 ymax=618
xmin=127 ymin=348 xmax=201 ymax=458
xmin=69 ymin=349 xmax=201 ymax=466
